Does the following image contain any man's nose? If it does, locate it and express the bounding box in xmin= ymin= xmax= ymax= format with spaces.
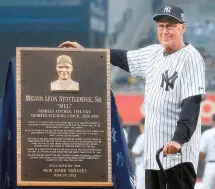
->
xmin=163 ymin=27 xmax=169 ymax=34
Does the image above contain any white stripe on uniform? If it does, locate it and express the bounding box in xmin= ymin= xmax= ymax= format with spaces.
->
xmin=127 ymin=44 xmax=205 ymax=172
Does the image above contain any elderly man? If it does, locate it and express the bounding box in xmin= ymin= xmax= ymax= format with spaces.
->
xmin=51 ymin=55 xmax=79 ymax=92
xmin=59 ymin=5 xmax=205 ymax=189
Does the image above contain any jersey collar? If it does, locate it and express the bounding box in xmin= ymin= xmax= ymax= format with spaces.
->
xmin=163 ymin=42 xmax=189 ymax=57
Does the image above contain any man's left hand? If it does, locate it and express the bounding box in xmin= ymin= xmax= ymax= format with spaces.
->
xmin=163 ymin=141 xmax=181 ymax=157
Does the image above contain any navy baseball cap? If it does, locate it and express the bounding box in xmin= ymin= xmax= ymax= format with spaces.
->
xmin=153 ymin=5 xmax=185 ymax=24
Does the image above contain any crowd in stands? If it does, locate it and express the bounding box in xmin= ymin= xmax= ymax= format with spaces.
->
xmin=190 ymin=20 xmax=215 ymax=45
xmin=112 ymin=75 xmax=145 ymax=93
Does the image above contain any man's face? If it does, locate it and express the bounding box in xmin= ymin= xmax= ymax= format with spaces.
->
xmin=212 ymin=120 xmax=215 ymax=127
xmin=139 ymin=124 xmax=144 ymax=133
xmin=157 ymin=16 xmax=185 ymax=51
xmin=56 ymin=62 xmax=73 ymax=80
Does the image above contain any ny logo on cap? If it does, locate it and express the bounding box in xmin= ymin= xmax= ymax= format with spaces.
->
xmin=181 ymin=13 xmax=185 ymax=22
xmin=163 ymin=6 xmax=171 ymax=13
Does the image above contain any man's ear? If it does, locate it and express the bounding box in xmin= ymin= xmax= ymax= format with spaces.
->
xmin=182 ymin=24 xmax=186 ymax=34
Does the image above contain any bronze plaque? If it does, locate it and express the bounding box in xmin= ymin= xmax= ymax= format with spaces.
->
xmin=16 ymin=47 xmax=112 ymax=187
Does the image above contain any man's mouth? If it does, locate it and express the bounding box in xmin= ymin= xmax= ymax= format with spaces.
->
xmin=162 ymin=37 xmax=171 ymax=41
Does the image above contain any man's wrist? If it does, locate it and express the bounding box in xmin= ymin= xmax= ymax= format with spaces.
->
xmin=171 ymin=138 xmax=185 ymax=146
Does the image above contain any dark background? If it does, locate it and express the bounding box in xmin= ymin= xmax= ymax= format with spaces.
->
xmin=0 ymin=0 xmax=108 ymax=101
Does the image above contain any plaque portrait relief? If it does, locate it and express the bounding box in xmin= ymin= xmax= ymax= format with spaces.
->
xmin=51 ymin=55 xmax=79 ymax=92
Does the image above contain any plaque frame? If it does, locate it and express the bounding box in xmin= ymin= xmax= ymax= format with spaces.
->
xmin=16 ymin=47 xmax=112 ymax=187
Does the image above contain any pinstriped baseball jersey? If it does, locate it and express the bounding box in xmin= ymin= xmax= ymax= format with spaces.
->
xmin=127 ymin=44 xmax=205 ymax=172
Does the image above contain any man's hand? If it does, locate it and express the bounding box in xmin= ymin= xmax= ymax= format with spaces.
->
xmin=59 ymin=41 xmax=84 ymax=49
xmin=163 ymin=141 xmax=181 ymax=157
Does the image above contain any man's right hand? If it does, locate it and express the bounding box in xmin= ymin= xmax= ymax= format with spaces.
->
xmin=59 ymin=41 xmax=84 ymax=49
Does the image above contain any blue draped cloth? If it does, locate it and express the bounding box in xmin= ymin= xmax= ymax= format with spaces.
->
xmin=0 ymin=58 xmax=136 ymax=189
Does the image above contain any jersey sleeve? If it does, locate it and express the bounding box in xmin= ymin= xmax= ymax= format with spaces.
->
xmin=127 ymin=45 xmax=159 ymax=78
xmin=131 ymin=135 xmax=144 ymax=155
xmin=180 ymin=52 xmax=205 ymax=100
